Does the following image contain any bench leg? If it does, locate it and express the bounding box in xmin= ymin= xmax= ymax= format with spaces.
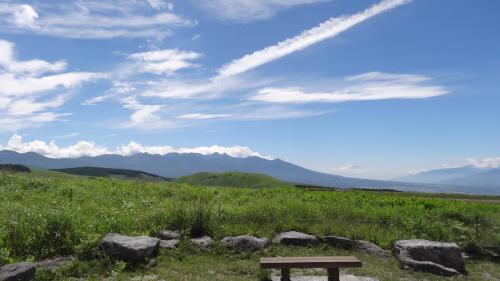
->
xmin=280 ymin=268 xmax=291 ymax=281
xmin=327 ymin=268 xmax=340 ymax=281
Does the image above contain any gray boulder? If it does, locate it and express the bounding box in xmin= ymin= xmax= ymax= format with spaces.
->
xmin=354 ymin=240 xmax=391 ymax=258
xmin=394 ymin=239 xmax=465 ymax=276
xmin=273 ymin=231 xmax=321 ymax=246
xmin=221 ymin=235 xmax=270 ymax=251
xmin=0 ymin=262 xmax=36 ymax=281
xmin=159 ymin=239 xmax=179 ymax=249
xmin=100 ymin=233 xmax=160 ymax=263
xmin=156 ymin=230 xmax=180 ymax=240
xmin=323 ymin=235 xmax=354 ymax=249
xmin=190 ymin=236 xmax=213 ymax=250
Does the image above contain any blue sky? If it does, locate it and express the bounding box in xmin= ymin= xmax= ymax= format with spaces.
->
xmin=0 ymin=0 xmax=499 ymax=179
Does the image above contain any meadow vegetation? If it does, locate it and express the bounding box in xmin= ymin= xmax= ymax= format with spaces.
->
xmin=0 ymin=170 xmax=499 ymax=280
xmin=175 ymin=172 xmax=293 ymax=189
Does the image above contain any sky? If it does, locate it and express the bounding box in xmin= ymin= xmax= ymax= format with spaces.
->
xmin=0 ymin=0 xmax=499 ymax=179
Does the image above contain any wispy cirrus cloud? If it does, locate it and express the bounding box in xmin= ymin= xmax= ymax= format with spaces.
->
xmin=85 ymin=0 xmax=428 ymax=131
xmin=0 ymin=1 xmax=195 ymax=39
xmin=0 ymin=39 xmax=104 ymax=132
xmin=129 ymin=49 xmax=202 ymax=75
xmin=194 ymin=0 xmax=329 ymax=23
xmin=177 ymin=113 xmax=231 ymax=120
xmin=142 ymin=0 xmax=411 ymax=100
xmin=250 ymin=72 xmax=448 ymax=103
xmin=1 ymin=134 xmax=272 ymax=159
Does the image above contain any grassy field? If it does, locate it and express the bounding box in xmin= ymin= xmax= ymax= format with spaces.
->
xmin=175 ymin=172 xmax=293 ymax=188
xmin=0 ymin=170 xmax=499 ymax=280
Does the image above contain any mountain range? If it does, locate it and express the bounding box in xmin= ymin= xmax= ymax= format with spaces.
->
xmin=395 ymin=165 xmax=500 ymax=189
xmin=0 ymin=150 xmax=498 ymax=195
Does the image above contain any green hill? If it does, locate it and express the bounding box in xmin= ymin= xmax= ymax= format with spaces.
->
xmin=51 ymin=166 xmax=171 ymax=181
xmin=175 ymin=171 xmax=292 ymax=188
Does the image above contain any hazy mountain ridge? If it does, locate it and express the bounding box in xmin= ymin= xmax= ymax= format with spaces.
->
xmin=395 ymin=165 xmax=500 ymax=189
xmin=1 ymin=150 xmax=498 ymax=195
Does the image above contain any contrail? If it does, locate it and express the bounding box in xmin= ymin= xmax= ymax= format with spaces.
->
xmin=217 ymin=0 xmax=411 ymax=78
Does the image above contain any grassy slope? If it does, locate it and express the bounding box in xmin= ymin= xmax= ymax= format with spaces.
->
xmin=175 ymin=172 xmax=293 ymax=188
xmin=0 ymin=171 xmax=499 ymax=280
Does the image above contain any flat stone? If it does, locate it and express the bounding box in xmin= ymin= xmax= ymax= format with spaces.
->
xmin=131 ymin=274 xmax=165 ymax=281
xmin=159 ymin=239 xmax=179 ymax=249
xmin=0 ymin=262 xmax=36 ymax=281
xmin=35 ymin=256 xmax=75 ymax=270
xmin=273 ymin=231 xmax=321 ymax=246
xmin=221 ymin=235 xmax=270 ymax=251
xmin=354 ymin=240 xmax=391 ymax=258
xmin=394 ymin=239 xmax=465 ymax=276
xmin=190 ymin=236 xmax=213 ymax=250
xmin=100 ymin=233 xmax=160 ymax=263
xmin=323 ymin=236 xmax=354 ymax=249
xmin=156 ymin=230 xmax=180 ymax=240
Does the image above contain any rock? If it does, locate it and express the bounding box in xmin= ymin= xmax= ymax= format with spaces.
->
xmin=99 ymin=233 xmax=160 ymax=263
xmin=354 ymin=240 xmax=391 ymax=258
xmin=190 ymin=236 xmax=213 ymax=250
xmin=159 ymin=239 xmax=179 ymax=249
xmin=221 ymin=235 xmax=270 ymax=251
xmin=323 ymin=236 xmax=354 ymax=249
xmin=156 ymin=230 xmax=180 ymax=240
xmin=35 ymin=256 xmax=75 ymax=270
xmin=131 ymin=274 xmax=165 ymax=281
xmin=394 ymin=239 xmax=466 ymax=276
xmin=273 ymin=231 xmax=321 ymax=246
xmin=0 ymin=262 xmax=36 ymax=281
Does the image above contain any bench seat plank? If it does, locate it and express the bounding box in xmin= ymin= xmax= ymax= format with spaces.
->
xmin=260 ymin=256 xmax=362 ymax=269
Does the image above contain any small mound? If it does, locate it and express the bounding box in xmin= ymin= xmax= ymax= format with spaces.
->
xmin=175 ymin=172 xmax=291 ymax=188
xmin=0 ymin=164 xmax=31 ymax=173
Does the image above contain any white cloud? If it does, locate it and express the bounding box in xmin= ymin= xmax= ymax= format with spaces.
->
xmin=13 ymin=4 xmax=38 ymax=27
xmin=0 ymin=72 xmax=104 ymax=97
xmin=121 ymin=96 xmax=165 ymax=124
xmin=129 ymin=49 xmax=201 ymax=75
xmin=0 ymin=1 xmax=194 ymax=39
xmin=145 ymin=0 xmax=173 ymax=11
xmin=217 ymin=0 xmax=410 ymax=78
xmin=0 ymin=39 xmax=66 ymax=75
xmin=466 ymin=157 xmax=500 ymax=169
xmin=52 ymin=132 xmax=80 ymax=139
xmin=177 ymin=113 xmax=231 ymax=120
xmin=332 ymin=164 xmax=366 ymax=173
xmin=195 ymin=0 xmax=328 ymax=22
xmin=1 ymin=134 xmax=272 ymax=159
xmin=7 ymin=95 xmax=67 ymax=116
xmin=250 ymin=72 xmax=448 ymax=103
xmin=0 ymin=39 xmax=104 ymax=132
xmin=2 ymin=134 xmax=109 ymax=158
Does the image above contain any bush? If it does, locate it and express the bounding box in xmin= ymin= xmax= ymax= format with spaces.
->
xmin=189 ymin=202 xmax=213 ymax=237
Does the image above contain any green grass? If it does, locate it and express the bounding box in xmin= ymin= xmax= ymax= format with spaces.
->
xmin=175 ymin=172 xmax=293 ymax=188
xmin=0 ymin=171 xmax=499 ymax=280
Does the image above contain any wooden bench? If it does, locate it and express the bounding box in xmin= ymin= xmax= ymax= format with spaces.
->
xmin=260 ymin=256 xmax=362 ymax=281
